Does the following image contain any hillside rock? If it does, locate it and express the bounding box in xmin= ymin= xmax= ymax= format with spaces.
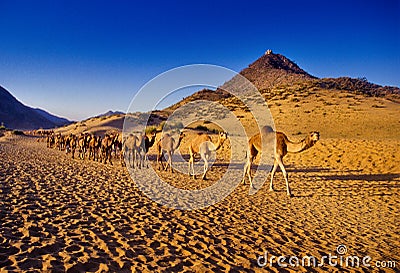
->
xmin=0 ymin=86 xmax=71 ymax=130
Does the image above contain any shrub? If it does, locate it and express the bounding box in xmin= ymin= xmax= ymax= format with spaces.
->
xmin=12 ymin=130 xmax=24 ymax=135
xmin=145 ymin=126 xmax=157 ymax=134
xmin=195 ymin=125 xmax=209 ymax=132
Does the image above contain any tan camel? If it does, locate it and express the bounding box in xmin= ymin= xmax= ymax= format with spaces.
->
xmin=188 ymin=132 xmax=227 ymax=180
xmin=123 ymin=132 xmax=157 ymax=168
xmin=156 ymin=132 xmax=185 ymax=173
xmin=242 ymin=126 xmax=320 ymax=196
xmin=123 ymin=134 xmax=142 ymax=168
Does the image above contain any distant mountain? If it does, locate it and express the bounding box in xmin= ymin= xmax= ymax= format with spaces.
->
xmin=33 ymin=108 xmax=71 ymax=126
xmin=95 ymin=110 xmax=125 ymax=118
xmin=0 ymin=85 xmax=71 ymax=130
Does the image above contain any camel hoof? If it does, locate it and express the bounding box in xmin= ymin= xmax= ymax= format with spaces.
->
xmin=269 ymin=188 xmax=275 ymax=192
xmin=202 ymin=176 xmax=207 ymax=181
xmin=287 ymin=193 xmax=293 ymax=197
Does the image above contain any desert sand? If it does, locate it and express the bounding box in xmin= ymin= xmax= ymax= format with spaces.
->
xmin=1 ymin=90 xmax=399 ymax=272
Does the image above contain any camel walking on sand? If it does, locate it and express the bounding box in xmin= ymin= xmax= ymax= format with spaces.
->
xmin=123 ymin=134 xmax=141 ymax=168
xmin=101 ymin=134 xmax=116 ymax=165
xmin=123 ymin=132 xmax=156 ymax=168
xmin=188 ymin=132 xmax=227 ymax=180
xmin=242 ymin=126 xmax=319 ymax=196
xmin=88 ymin=135 xmax=101 ymax=161
xmin=66 ymin=134 xmax=77 ymax=159
xmin=156 ymin=132 xmax=184 ymax=173
xmin=140 ymin=132 xmax=156 ymax=168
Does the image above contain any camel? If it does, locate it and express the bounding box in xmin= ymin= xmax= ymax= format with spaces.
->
xmin=88 ymin=135 xmax=101 ymax=161
xmin=139 ymin=132 xmax=157 ymax=168
xmin=156 ymin=132 xmax=185 ymax=173
xmin=242 ymin=126 xmax=320 ymax=196
xmin=46 ymin=134 xmax=55 ymax=148
xmin=66 ymin=134 xmax=77 ymax=159
xmin=123 ymin=134 xmax=143 ymax=168
xmin=188 ymin=132 xmax=227 ymax=180
xmin=77 ymin=133 xmax=91 ymax=160
xmin=101 ymin=134 xmax=115 ymax=165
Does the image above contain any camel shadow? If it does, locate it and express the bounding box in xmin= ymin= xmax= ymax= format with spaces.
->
xmin=318 ymin=173 xmax=400 ymax=182
xmin=286 ymin=166 xmax=332 ymax=173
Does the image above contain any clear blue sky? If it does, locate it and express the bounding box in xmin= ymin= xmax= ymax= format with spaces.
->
xmin=1 ymin=0 xmax=399 ymax=121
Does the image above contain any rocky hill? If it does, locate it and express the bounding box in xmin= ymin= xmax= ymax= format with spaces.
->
xmin=0 ymin=86 xmax=71 ymax=130
xmin=166 ymin=50 xmax=400 ymax=108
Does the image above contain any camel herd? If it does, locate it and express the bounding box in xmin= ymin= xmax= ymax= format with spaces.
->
xmin=44 ymin=131 xmax=122 ymax=164
xmin=39 ymin=126 xmax=320 ymax=196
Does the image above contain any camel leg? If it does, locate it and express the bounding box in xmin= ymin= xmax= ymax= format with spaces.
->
xmin=188 ymin=150 xmax=195 ymax=179
xmin=138 ymin=151 xmax=143 ymax=169
xmin=134 ymin=150 xmax=139 ymax=169
xmin=141 ymin=152 xmax=145 ymax=168
xmin=163 ymin=154 xmax=169 ymax=171
xmin=108 ymin=151 xmax=113 ymax=165
xmin=269 ymin=159 xmax=279 ymax=191
xmin=190 ymin=159 xmax=195 ymax=179
xmin=157 ymin=152 xmax=165 ymax=171
xmin=162 ymin=153 xmax=172 ymax=172
xmin=202 ymin=157 xmax=208 ymax=180
xmin=128 ymin=151 xmax=132 ymax=167
xmin=168 ymin=153 xmax=173 ymax=173
xmin=242 ymin=158 xmax=249 ymax=184
xmin=276 ymin=157 xmax=290 ymax=196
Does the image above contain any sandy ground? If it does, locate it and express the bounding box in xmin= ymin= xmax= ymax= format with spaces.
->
xmin=1 ymin=91 xmax=400 ymax=272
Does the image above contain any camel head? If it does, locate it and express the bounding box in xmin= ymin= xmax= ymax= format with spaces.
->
xmin=308 ymin=131 xmax=320 ymax=145
xmin=219 ymin=131 xmax=228 ymax=140
xmin=218 ymin=132 xmax=228 ymax=146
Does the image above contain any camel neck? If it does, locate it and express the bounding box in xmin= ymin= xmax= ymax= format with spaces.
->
xmin=286 ymin=137 xmax=312 ymax=153
xmin=174 ymin=136 xmax=183 ymax=150
xmin=214 ymin=137 xmax=224 ymax=151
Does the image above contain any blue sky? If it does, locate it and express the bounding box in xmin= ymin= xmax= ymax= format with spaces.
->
xmin=0 ymin=0 xmax=399 ymax=120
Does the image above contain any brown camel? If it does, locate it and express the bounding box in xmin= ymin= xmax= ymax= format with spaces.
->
xmin=66 ymin=134 xmax=77 ymax=159
xmin=101 ymin=134 xmax=115 ymax=165
xmin=77 ymin=133 xmax=91 ymax=160
xmin=242 ymin=127 xmax=320 ymax=196
xmin=188 ymin=132 xmax=227 ymax=180
xmin=88 ymin=134 xmax=101 ymax=161
xmin=140 ymin=132 xmax=157 ymax=168
xmin=156 ymin=132 xmax=185 ymax=173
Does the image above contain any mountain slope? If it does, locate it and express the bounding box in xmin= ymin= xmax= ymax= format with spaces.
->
xmin=239 ymin=50 xmax=316 ymax=91
xmin=0 ymin=86 xmax=71 ymax=130
xmin=33 ymin=108 xmax=71 ymax=126
xmin=166 ymin=51 xmax=400 ymax=110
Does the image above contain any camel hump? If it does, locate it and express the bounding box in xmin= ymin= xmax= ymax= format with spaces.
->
xmin=260 ymin=125 xmax=274 ymax=135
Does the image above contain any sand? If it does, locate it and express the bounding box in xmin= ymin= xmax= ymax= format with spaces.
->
xmin=1 ymin=91 xmax=399 ymax=272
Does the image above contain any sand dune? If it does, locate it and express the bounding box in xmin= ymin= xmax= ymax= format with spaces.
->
xmin=1 ymin=91 xmax=399 ymax=272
